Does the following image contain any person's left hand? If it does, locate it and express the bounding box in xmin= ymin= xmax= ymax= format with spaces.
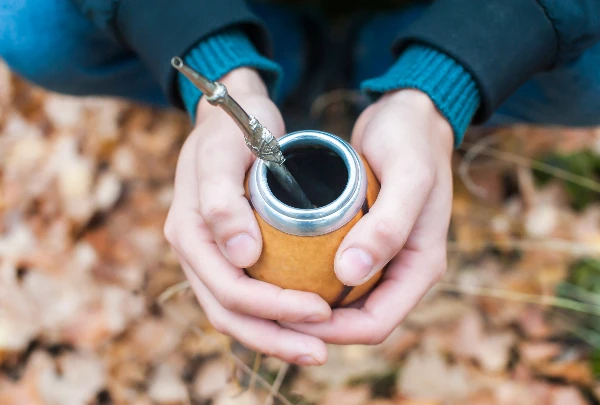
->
xmin=281 ymin=89 xmax=454 ymax=345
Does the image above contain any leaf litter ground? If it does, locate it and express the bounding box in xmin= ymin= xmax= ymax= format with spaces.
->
xmin=2 ymin=62 xmax=600 ymax=405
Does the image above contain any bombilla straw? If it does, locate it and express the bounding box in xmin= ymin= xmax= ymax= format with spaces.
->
xmin=171 ymin=57 xmax=315 ymax=209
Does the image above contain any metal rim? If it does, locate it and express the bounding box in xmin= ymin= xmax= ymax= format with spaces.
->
xmin=248 ymin=130 xmax=367 ymax=236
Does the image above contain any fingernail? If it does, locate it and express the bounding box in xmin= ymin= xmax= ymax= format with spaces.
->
xmin=225 ymin=233 xmax=257 ymax=266
xmin=339 ymin=248 xmax=373 ymax=285
xmin=303 ymin=314 xmax=327 ymax=323
xmin=296 ymin=355 xmax=320 ymax=366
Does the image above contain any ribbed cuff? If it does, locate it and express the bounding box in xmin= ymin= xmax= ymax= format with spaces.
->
xmin=361 ymin=45 xmax=480 ymax=147
xmin=177 ymin=28 xmax=282 ymax=122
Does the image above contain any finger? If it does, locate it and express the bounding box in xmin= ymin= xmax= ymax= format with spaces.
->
xmin=196 ymin=103 xmax=284 ymax=268
xmin=165 ymin=120 xmax=331 ymax=323
xmin=172 ymin=211 xmax=331 ymax=323
xmin=334 ymin=156 xmax=435 ymax=286
xmin=402 ymin=163 xmax=453 ymax=252
xmin=179 ymin=257 xmax=328 ymax=366
xmin=282 ymin=245 xmax=446 ymax=345
xmin=164 ymin=135 xmax=201 ymax=242
xmin=172 ymin=136 xmax=201 ymax=208
xmin=282 ymin=170 xmax=452 ymax=344
xmin=195 ymin=117 xmax=261 ymax=268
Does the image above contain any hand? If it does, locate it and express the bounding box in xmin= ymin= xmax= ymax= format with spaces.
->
xmin=282 ymin=89 xmax=454 ymax=344
xmin=164 ymin=68 xmax=331 ymax=365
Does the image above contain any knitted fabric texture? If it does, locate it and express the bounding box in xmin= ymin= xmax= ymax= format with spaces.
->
xmin=361 ymin=44 xmax=480 ymax=147
xmin=177 ymin=28 xmax=282 ymax=122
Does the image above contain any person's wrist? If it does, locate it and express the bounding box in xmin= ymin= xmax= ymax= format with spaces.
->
xmin=381 ymin=89 xmax=454 ymax=155
xmin=196 ymin=67 xmax=268 ymax=119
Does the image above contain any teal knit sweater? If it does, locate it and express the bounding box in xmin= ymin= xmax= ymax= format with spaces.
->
xmin=178 ymin=28 xmax=479 ymax=147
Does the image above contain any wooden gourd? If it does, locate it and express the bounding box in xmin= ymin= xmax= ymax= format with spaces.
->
xmin=243 ymin=154 xmax=381 ymax=307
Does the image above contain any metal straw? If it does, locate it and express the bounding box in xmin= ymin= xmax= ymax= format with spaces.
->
xmin=171 ymin=57 xmax=315 ymax=209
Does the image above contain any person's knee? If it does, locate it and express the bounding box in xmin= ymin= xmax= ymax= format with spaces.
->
xmin=0 ymin=0 xmax=112 ymax=94
xmin=2 ymin=1 xmax=63 ymax=88
xmin=2 ymin=50 xmax=71 ymax=93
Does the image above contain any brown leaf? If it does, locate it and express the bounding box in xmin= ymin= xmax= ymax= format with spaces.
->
xmin=127 ymin=318 xmax=183 ymax=363
xmin=450 ymin=313 xmax=516 ymax=372
xmin=319 ymin=385 xmax=371 ymax=405
xmin=365 ymin=399 xmax=398 ymax=405
xmin=213 ymin=386 xmax=261 ymax=405
xmin=593 ymin=384 xmax=600 ymax=402
xmin=303 ymin=345 xmax=392 ymax=388
xmin=549 ymin=386 xmax=587 ymax=405
xmin=193 ymin=357 xmax=233 ymax=400
xmin=519 ymin=342 xmax=561 ymax=365
xmin=397 ymin=349 xmax=475 ymax=401
xmin=94 ymin=171 xmax=122 ymax=211
xmin=148 ymin=364 xmax=189 ymax=404
xmin=396 ymin=400 xmax=441 ymax=405
xmin=537 ymin=361 xmax=594 ymax=386
xmin=464 ymin=391 xmax=496 ymax=405
xmin=492 ymin=381 xmax=553 ymax=405
xmin=477 ymin=332 xmax=516 ymax=373
xmin=517 ymin=308 xmax=553 ymax=339
xmin=0 ymin=372 xmax=45 ymax=405
xmin=2 ymin=351 xmax=106 ymax=405
xmin=379 ymin=327 xmax=420 ymax=359
xmin=451 ymin=312 xmax=484 ymax=358
xmin=406 ymin=297 xmax=472 ymax=327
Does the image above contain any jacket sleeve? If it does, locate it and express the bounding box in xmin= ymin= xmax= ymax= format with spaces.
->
xmin=70 ymin=0 xmax=272 ymax=109
xmin=390 ymin=0 xmax=600 ymax=124
xmin=539 ymin=0 xmax=600 ymax=63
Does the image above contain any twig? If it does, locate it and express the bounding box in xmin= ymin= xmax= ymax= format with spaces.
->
xmin=557 ymin=282 xmax=600 ymax=307
xmin=458 ymin=133 xmax=501 ymax=198
xmin=516 ymin=166 xmax=538 ymax=209
xmin=158 ymin=285 xmax=296 ymax=405
xmin=461 ymin=140 xmax=600 ymax=193
xmin=249 ymin=352 xmax=262 ymax=392
xmin=554 ymin=312 xmax=600 ymax=348
xmin=447 ymin=239 xmax=600 ymax=256
xmin=436 ymin=281 xmax=600 ymax=316
xmin=264 ymin=362 xmax=290 ymax=405
xmin=157 ymin=280 xmax=190 ymax=304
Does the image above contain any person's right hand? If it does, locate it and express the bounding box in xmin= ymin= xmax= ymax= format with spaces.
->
xmin=164 ymin=67 xmax=331 ymax=366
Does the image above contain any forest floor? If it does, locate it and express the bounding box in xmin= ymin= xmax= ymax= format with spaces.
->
xmin=2 ymin=61 xmax=600 ymax=405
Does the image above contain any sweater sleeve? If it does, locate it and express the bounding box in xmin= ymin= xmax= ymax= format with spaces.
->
xmin=177 ymin=28 xmax=282 ymax=122
xmin=361 ymin=44 xmax=480 ymax=147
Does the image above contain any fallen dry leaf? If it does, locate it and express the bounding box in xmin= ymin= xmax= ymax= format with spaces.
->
xmin=193 ymin=357 xmax=233 ymax=400
xmin=213 ymin=386 xmax=261 ymax=405
xmin=397 ymin=348 xmax=475 ymax=402
xmin=3 ymin=57 xmax=600 ymax=405
xmin=303 ymin=344 xmax=393 ymax=388
xmin=148 ymin=364 xmax=189 ymax=404
xmin=536 ymin=361 xmax=594 ymax=386
xmin=517 ymin=308 xmax=553 ymax=339
xmin=396 ymin=399 xmax=441 ymax=405
xmin=518 ymin=342 xmax=561 ymax=365
xmin=450 ymin=312 xmax=516 ymax=372
xmin=380 ymin=327 xmax=420 ymax=360
xmin=319 ymin=385 xmax=371 ymax=405
xmin=549 ymin=386 xmax=587 ymax=405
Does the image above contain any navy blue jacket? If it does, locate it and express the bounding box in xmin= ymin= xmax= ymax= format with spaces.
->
xmin=70 ymin=0 xmax=600 ymax=125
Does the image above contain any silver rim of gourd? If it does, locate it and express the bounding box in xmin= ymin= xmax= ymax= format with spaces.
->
xmin=248 ymin=130 xmax=367 ymax=237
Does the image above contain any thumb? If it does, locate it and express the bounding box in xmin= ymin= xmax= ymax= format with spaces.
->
xmin=335 ymin=163 xmax=435 ymax=285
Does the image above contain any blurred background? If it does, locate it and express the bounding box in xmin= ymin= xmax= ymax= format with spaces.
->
xmin=2 ymin=35 xmax=600 ymax=405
